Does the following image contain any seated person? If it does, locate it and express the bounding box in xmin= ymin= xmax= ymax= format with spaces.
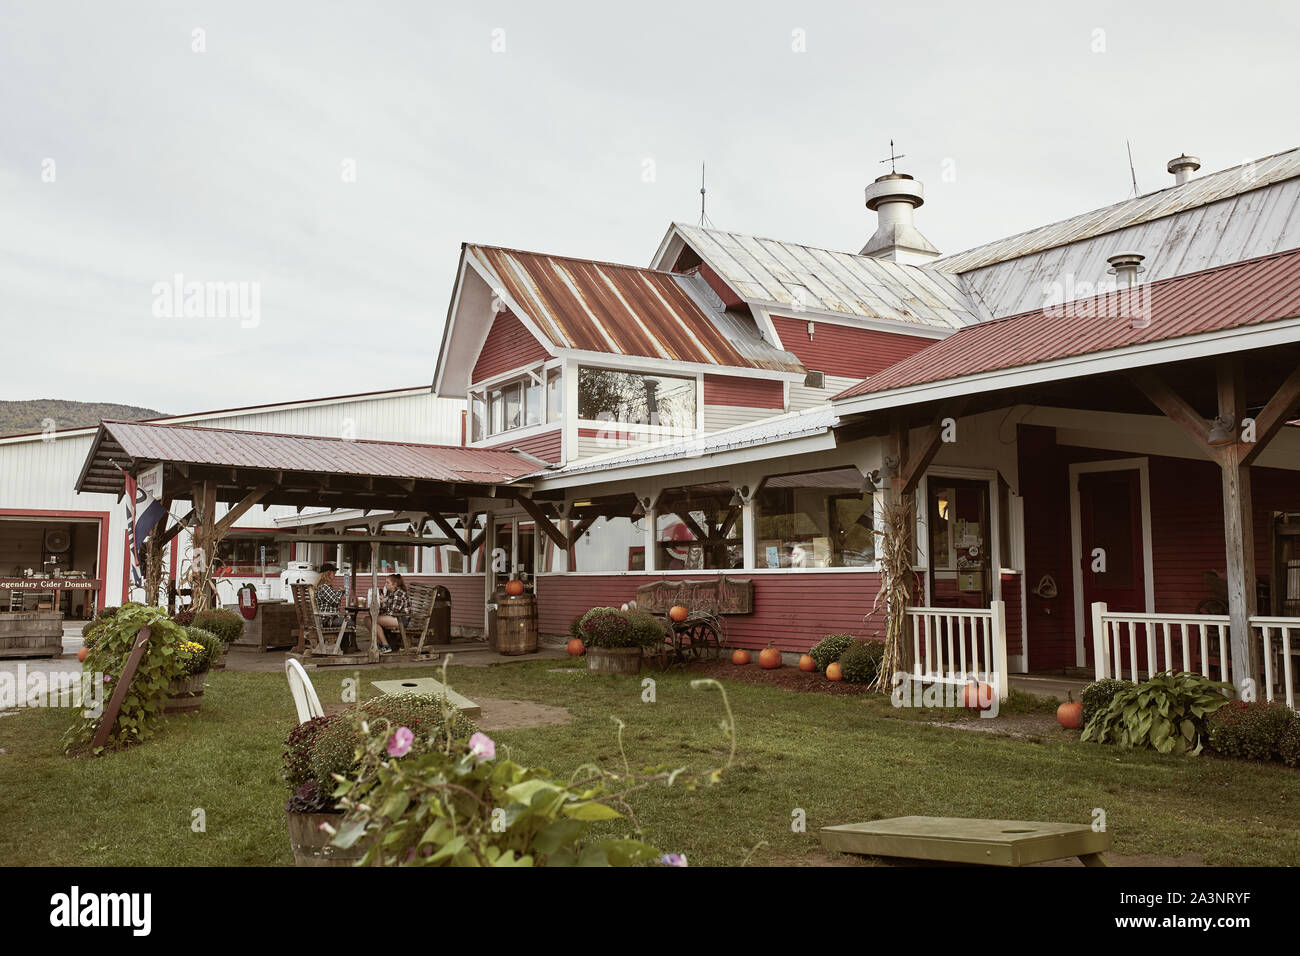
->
xmin=313 ymin=564 xmax=345 ymax=627
xmin=375 ymin=573 xmax=408 ymax=652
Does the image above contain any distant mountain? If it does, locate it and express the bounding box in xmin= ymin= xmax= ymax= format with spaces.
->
xmin=0 ymin=399 xmax=166 ymax=437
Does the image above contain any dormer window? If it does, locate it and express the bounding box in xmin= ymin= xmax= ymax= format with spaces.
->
xmin=469 ymin=364 xmax=558 ymax=442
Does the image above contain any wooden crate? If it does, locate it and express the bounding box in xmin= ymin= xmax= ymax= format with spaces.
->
xmin=232 ymin=600 xmax=298 ymax=652
xmin=0 ymin=611 xmax=64 ymax=659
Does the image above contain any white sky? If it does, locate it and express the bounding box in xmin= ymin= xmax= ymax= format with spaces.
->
xmin=1 ymin=0 xmax=1296 ymax=413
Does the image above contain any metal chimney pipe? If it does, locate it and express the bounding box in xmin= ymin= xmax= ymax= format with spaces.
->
xmin=1107 ymin=251 xmax=1146 ymax=288
xmin=1167 ymin=154 xmax=1201 ymax=186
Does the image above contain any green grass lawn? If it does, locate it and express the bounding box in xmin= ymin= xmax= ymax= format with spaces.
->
xmin=1 ymin=660 xmax=1297 ymax=866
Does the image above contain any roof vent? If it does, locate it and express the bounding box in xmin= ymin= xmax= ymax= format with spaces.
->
xmin=860 ymin=173 xmax=940 ymax=265
xmin=1107 ymin=251 xmax=1149 ymax=329
xmin=1167 ymin=154 xmax=1201 ymax=186
xmin=1107 ymin=251 xmax=1145 ymax=287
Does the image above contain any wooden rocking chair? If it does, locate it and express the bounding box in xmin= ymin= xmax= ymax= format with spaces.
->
xmin=291 ymin=582 xmax=362 ymax=657
xmin=395 ymin=583 xmax=441 ymax=658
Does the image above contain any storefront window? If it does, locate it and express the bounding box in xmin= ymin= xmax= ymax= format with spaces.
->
xmin=216 ymin=536 xmax=283 ymax=571
xmin=657 ymin=484 xmax=742 ymax=570
xmin=577 ymin=367 xmax=696 ymax=430
xmin=353 ymin=544 xmax=415 ymax=574
xmin=754 ymin=468 xmax=874 ymax=569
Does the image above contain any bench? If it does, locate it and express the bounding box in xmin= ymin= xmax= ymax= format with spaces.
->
xmin=634 ymin=575 xmax=753 ymax=662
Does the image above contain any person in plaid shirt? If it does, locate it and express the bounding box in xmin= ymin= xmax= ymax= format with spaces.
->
xmin=375 ymin=573 xmax=408 ymax=653
xmin=313 ymin=564 xmax=345 ymax=626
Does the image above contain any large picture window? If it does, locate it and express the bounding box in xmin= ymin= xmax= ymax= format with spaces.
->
xmin=215 ymin=535 xmax=282 ymax=572
xmin=656 ymin=483 xmax=742 ymax=570
xmin=754 ymin=468 xmax=875 ymax=568
xmin=577 ymin=367 xmax=696 ymax=430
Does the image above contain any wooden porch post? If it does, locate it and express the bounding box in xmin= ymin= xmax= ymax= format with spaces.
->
xmin=1216 ymin=359 xmax=1259 ymax=689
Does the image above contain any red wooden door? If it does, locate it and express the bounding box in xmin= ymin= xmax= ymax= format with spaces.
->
xmin=1079 ymin=469 xmax=1146 ymax=665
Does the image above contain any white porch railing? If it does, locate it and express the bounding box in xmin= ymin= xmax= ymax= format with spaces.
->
xmin=1091 ymin=603 xmax=1300 ymax=709
xmin=905 ymin=601 xmax=1009 ymax=700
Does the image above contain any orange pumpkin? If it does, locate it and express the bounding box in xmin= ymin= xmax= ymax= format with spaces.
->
xmin=567 ymin=637 xmax=585 ymax=656
xmin=826 ymin=662 xmax=843 ymax=682
xmin=731 ymin=648 xmax=751 ymax=666
xmin=759 ymin=645 xmax=782 ymax=669
xmin=1057 ymin=693 xmax=1083 ymax=729
xmin=963 ymin=681 xmax=995 ymax=711
xmin=77 ymin=646 xmax=90 ymax=663
xmin=668 ymin=604 xmax=689 ymax=623
xmin=798 ymin=654 xmax=817 ymax=672
xmin=505 ymin=579 xmax=525 ymax=597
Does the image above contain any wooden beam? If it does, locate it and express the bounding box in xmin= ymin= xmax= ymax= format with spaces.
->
xmin=213 ymin=484 xmax=274 ymax=538
xmin=899 ymin=398 xmax=969 ymax=497
xmin=1217 ymin=358 xmax=1258 ymax=691
xmin=1127 ymin=370 xmax=1211 ymax=447
xmin=1238 ymin=362 xmax=1300 ymax=467
xmin=427 ymin=513 xmax=470 ymax=554
xmin=90 ymin=626 xmax=153 ymax=751
xmin=514 ymin=495 xmax=569 ymax=552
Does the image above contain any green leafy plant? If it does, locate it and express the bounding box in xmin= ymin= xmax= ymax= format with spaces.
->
xmin=1206 ymin=700 xmax=1295 ymax=762
xmin=838 ymin=640 xmax=885 ymax=684
xmin=1082 ymin=671 xmax=1232 ymax=755
xmin=307 ymin=693 xmax=477 ymax=805
xmin=1080 ymin=677 xmax=1134 ymax=727
xmin=624 ymin=609 xmax=669 ymax=650
xmin=64 ymin=603 xmax=190 ymax=754
xmin=329 ymin=672 xmax=736 ymax=867
xmin=1279 ymin=716 xmax=1300 ymax=768
xmin=191 ymin=608 xmax=244 ymax=645
xmin=808 ymin=633 xmax=854 ymax=673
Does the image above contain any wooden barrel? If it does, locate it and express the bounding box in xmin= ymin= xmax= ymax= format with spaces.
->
xmin=163 ymin=673 xmax=206 ymax=714
xmin=495 ymin=594 xmax=537 ymax=655
xmin=286 ymin=811 xmax=369 ymax=866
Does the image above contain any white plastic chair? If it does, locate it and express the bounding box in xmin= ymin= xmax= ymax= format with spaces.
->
xmin=285 ymin=658 xmax=325 ymax=724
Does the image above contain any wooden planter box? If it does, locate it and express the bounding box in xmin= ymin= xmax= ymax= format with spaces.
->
xmin=286 ymin=811 xmax=369 ymax=867
xmin=232 ymin=600 xmax=297 ymax=652
xmin=0 ymin=611 xmax=64 ymax=659
xmin=587 ymin=645 xmax=642 ymax=675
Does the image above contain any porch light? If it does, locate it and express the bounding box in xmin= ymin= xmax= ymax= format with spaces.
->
xmin=728 ymin=486 xmax=749 ymax=508
xmin=1207 ymin=414 xmax=1236 ymax=446
xmin=631 ymin=497 xmax=646 ymax=517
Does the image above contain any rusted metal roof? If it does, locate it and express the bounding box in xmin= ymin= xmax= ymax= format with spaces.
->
xmin=467 ymin=244 xmax=803 ymax=373
xmin=936 ymin=148 xmax=1300 ymax=275
xmin=660 ymin=224 xmax=986 ymax=328
xmin=835 ymin=247 xmax=1300 ymax=401
xmin=76 ymin=420 xmax=538 ymax=497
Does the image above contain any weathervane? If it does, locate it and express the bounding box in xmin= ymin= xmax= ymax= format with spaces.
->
xmin=879 ymin=139 xmax=906 ymax=174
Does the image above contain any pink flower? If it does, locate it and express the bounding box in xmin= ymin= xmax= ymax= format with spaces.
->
xmin=386 ymin=726 xmax=414 ymax=757
xmin=660 ymin=853 xmax=687 ymax=867
xmin=468 ymin=732 xmax=495 ymax=761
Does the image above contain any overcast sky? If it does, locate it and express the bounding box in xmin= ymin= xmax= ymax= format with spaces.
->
xmin=1 ymin=0 xmax=1295 ymax=413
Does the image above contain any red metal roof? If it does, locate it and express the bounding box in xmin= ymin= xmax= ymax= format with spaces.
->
xmin=468 ymin=244 xmax=803 ymax=373
xmin=835 ymin=247 xmax=1300 ymax=400
xmin=93 ymin=420 xmax=538 ymax=485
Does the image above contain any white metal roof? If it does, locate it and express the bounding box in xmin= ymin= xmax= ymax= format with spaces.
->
xmin=531 ymin=405 xmax=840 ymax=481
xmin=656 ymin=224 xmax=987 ymax=330
xmin=937 ymin=148 xmax=1300 ymax=274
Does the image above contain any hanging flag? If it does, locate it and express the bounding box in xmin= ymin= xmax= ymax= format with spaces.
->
xmin=119 ymin=466 xmax=168 ymax=587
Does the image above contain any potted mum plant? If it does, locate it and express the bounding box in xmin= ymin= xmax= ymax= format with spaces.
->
xmin=282 ymin=693 xmax=477 ymax=866
xmin=164 ymin=628 xmax=222 ymax=714
xmin=581 ymin=607 xmax=665 ymax=675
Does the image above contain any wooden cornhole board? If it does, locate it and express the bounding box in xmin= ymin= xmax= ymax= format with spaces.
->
xmin=820 ymin=816 xmax=1111 ymax=867
xmin=369 ymin=677 xmax=481 ymax=721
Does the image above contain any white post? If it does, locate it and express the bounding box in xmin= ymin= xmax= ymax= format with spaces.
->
xmin=1091 ymin=602 xmax=1109 ymax=680
xmin=991 ymin=600 xmax=1009 ymax=700
xmin=643 ymin=505 xmax=657 ymax=573
xmin=741 ymin=496 xmax=756 ymax=571
xmin=483 ymin=510 xmax=495 ymax=635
